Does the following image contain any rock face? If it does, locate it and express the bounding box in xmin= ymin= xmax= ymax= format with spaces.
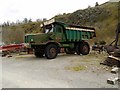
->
xmin=67 ymin=7 xmax=111 ymax=25
xmin=55 ymin=6 xmax=112 ymax=26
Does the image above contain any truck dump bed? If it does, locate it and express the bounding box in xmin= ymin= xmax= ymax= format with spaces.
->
xmin=64 ymin=25 xmax=95 ymax=42
xmin=47 ymin=20 xmax=96 ymax=42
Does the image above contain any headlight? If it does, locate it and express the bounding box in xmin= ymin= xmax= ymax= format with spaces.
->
xmin=30 ymin=39 xmax=34 ymax=42
xmin=24 ymin=43 xmax=30 ymax=48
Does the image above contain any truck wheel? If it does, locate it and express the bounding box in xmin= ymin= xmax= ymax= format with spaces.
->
xmin=34 ymin=51 xmax=44 ymax=58
xmin=45 ymin=44 xmax=58 ymax=59
xmin=76 ymin=42 xmax=90 ymax=55
xmin=65 ymin=48 xmax=75 ymax=54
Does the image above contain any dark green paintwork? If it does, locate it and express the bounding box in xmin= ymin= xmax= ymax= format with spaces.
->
xmin=25 ymin=34 xmax=36 ymax=43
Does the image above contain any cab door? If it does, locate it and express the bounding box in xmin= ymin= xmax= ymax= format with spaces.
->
xmin=54 ymin=25 xmax=64 ymax=42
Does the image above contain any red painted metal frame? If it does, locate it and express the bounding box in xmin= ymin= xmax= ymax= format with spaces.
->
xmin=0 ymin=44 xmax=24 ymax=51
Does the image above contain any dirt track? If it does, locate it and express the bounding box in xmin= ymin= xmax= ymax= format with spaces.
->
xmin=2 ymin=52 xmax=119 ymax=88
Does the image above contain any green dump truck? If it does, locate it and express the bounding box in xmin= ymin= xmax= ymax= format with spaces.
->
xmin=25 ymin=19 xmax=96 ymax=59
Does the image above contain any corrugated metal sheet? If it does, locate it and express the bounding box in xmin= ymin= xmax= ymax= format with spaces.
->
xmin=65 ymin=29 xmax=94 ymax=42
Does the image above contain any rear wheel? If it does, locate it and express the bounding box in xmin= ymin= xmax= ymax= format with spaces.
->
xmin=45 ymin=44 xmax=58 ymax=59
xmin=76 ymin=42 xmax=90 ymax=55
xmin=65 ymin=48 xmax=75 ymax=54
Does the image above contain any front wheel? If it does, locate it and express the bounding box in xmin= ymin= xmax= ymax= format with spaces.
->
xmin=45 ymin=44 xmax=58 ymax=59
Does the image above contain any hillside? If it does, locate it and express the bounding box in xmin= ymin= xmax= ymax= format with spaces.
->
xmin=2 ymin=22 xmax=42 ymax=44
xmin=2 ymin=2 xmax=120 ymax=44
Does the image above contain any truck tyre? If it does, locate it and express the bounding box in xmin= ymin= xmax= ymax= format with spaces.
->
xmin=76 ymin=42 xmax=90 ymax=55
xmin=34 ymin=51 xmax=44 ymax=58
xmin=65 ymin=48 xmax=75 ymax=54
xmin=45 ymin=44 xmax=58 ymax=59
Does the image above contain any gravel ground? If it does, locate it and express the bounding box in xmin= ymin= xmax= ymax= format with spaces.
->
xmin=1 ymin=52 xmax=119 ymax=88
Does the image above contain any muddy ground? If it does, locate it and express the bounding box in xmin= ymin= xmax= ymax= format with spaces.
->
xmin=1 ymin=52 xmax=119 ymax=88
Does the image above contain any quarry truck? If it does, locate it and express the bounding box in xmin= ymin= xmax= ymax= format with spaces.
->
xmin=25 ymin=19 xmax=96 ymax=59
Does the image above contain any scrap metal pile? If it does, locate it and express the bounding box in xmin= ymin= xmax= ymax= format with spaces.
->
xmin=101 ymin=23 xmax=120 ymax=67
xmin=0 ymin=43 xmax=26 ymax=57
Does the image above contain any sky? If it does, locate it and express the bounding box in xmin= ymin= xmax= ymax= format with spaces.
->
xmin=0 ymin=0 xmax=109 ymax=24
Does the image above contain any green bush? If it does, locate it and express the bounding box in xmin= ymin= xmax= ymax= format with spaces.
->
xmin=99 ymin=40 xmax=106 ymax=45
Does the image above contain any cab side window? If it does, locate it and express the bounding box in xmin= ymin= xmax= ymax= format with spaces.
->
xmin=44 ymin=24 xmax=54 ymax=33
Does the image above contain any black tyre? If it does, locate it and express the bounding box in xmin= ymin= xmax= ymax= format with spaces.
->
xmin=76 ymin=42 xmax=90 ymax=55
xmin=34 ymin=51 xmax=44 ymax=58
xmin=45 ymin=44 xmax=58 ymax=59
xmin=65 ymin=48 xmax=75 ymax=54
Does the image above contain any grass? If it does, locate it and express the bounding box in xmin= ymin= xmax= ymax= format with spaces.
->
xmin=65 ymin=65 xmax=86 ymax=72
xmin=64 ymin=51 xmax=109 ymax=72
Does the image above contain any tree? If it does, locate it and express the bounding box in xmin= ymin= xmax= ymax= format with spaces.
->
xmin=23 ymin=18 xmax=28 ymax=23
xmin=28 ymin=18 xmax=32 ymax=22
xmin=16 ymin=20 xmax=21 ymax=24
xmin=36 ymin=19 xmax=42 ymax=22
xmin=2 ymin=22 xmax=7 ymax=27
xmin=10 ymin=22 xmax=15 ymax=26
xmin=43 ymin=18 xmax=47 ymax=21
xmin=88 ymin=5 xmax=91 ymax=9
xmin=95 ymin=2 xmax=99 ymax=7
xmin=63 ymin=13 xmax=66 ymax=15
xmin=6 ymin=21 xmax=10 ymax=26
